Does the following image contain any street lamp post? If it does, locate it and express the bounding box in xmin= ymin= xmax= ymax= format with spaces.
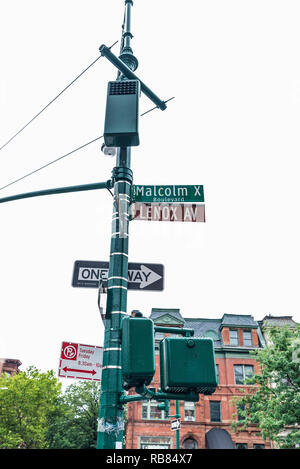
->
xmin=96 ymin=151 xmax=132 ymax=449
xmin=96 ymin=1 xmax=137 ymax=450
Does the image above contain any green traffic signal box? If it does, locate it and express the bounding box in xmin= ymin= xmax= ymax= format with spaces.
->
xmin=160 ymin=337 xmax=217 ymax=396
xmin=121 ymin=316 xmax=155 ymax=390
xmin=104 ymin=79 xmax=140 ymax=147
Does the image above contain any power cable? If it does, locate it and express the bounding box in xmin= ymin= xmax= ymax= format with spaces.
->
xmin=0 ymin=136 xmax=103 ymax=191
xmin=0 ymin=40 xmax=118 ymax=153
xmin=0 ymin=85 xmax=174 ymax=193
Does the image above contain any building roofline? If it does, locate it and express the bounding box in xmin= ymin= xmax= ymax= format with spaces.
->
xmin=1 ymin=358 xmax=22 ymax=366
xmin=262 ymin=314 xmax=294 ymax=320
xmin=185 ymin=318 xmax=221 ymax=322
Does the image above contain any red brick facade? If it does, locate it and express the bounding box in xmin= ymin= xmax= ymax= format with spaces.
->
xmin=221 ymin=327 xmax=230 ymax=345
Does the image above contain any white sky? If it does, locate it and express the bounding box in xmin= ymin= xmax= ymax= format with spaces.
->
xmin=0 ymin=0 xmax=299 ymax=378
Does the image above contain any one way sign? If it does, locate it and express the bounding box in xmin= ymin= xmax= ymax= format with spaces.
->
xmin=171 ymin=419 xmax=181 ymax=431
xmin=72 ymin=260 xmax=164 ymax=291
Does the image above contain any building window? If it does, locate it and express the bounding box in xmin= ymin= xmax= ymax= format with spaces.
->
xmin=237 ymin=403 xmax=246 ymax=421
xmin=236 ymin=443 xmax=248 ymax=449
xmin=243 ymin=331 xmax=252 ymax=347
xmin=216 ymin=364 xmax=220 ymax=384
xmin=229 ymin=330 xmax=239 ymax=346
xmin=209 ymin=401 xmax=221 ymax=422
xmin=253 ymin=444 xmax=265 ymax=449
xmin=141 ymin=401 xmax=167 ymax=420
xmin=234 ymin=365 xmax=254 ymax=385
xmin=184 ymin=402 xmax=196 ymax=422
xmin=183 ymin=438 xmax=197 ymax=449
xmin=140 ymin=436 xmax=171 ymax=449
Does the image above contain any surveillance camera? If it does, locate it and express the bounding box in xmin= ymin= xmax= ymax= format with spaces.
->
xmin=101 ymin=143 xmax=117 ymax=157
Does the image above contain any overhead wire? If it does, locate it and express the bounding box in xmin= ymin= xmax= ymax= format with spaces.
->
xmin=0 ymin=96 xmax=175 ymax=192
xmin=0 ymin=136 xmax=103 ymax=191
xmin=0 ymin=35 xmax=174 ymax=194
xmin=0 ymin=40 xmax=118 ymax=153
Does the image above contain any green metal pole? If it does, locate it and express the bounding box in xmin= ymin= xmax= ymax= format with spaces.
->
xmin=176 ymin=400 xmax=180 ymax=449
xmin=96 ymin=152 xmax=132 ymax=449
xmin=97 ymin=0 xmax=137 ymax=450
xmin=166 ymin=400 xmax=181 ymax=449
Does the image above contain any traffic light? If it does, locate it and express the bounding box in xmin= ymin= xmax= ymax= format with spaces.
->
xmin=160 ymin=337 xmax=217 ymax=395
xmin=121 ymin=315 xmax=155 ymax=390
xmin=104 ymin=79 xmax=140 ymax=147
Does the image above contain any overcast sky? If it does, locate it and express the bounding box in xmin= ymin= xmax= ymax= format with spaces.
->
xmin=0 ymin=0 xmax=299 ymax=379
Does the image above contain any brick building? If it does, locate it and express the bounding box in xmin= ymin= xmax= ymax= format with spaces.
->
xmin=125 ymin=308 xmax=270 ymax=449
xmin=0 ymin=358 xmax=21 ymax=376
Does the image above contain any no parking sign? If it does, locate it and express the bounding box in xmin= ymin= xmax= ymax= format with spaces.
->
xmin=58 ymin=341 xmax=103 ymax=381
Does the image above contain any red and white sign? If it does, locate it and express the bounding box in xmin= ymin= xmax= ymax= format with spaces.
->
xmin=58 ymin=341 xmax=103 ymax=381
xmin=130 ymin=203 xmax=206 ymax=222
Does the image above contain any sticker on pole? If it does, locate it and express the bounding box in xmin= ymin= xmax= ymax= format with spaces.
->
xmin=58 ymin=341 xmax=103 ymax=381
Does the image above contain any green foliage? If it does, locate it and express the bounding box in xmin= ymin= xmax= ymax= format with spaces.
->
xmin=232 ymin=325 xmax=300 ymax=448
xmin=0 ymin=366 xmax=63 ymax=449
xmin=46 ymin=380 xmax=100 ymax=449
xmin=0 ymin=367 xmax=101 ymax=449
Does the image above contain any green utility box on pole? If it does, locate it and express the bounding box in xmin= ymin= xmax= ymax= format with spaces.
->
xmin=121 ymin=316 xmax=155 ymax=389
xmin=160 ymin=337 xmax=217 ymax=395
xmin=104 ymin=79 xmax=140 ymax=147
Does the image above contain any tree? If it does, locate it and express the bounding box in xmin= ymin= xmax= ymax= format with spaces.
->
xmin=47 ymin=380 xmax=100 ymax=449
xmin=232 ymin=325 xmax=300 ymax=448
xmin=0 ymin=366 xmax=63 ymax=449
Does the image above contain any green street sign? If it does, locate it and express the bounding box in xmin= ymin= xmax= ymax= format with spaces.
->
xmin=131 ymin=185 xmax=204 ymax=204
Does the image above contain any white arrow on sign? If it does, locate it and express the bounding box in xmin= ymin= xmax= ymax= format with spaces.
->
xmin=73 ymin=261 xmax=164 ymax=291
xmin=171 ymin=419 xmax=181 ymax=431
xmin=128 ymin=265 xmax=162 ymax=289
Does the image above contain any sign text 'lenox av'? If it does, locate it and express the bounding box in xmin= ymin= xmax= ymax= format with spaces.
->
xmin=130 ymin=203 xmax=206 ymax=223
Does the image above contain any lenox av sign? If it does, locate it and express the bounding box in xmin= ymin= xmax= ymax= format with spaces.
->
xmin=131 ymin=203 xmax=206 ymax=222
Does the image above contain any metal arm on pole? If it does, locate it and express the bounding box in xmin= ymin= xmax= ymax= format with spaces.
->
xmin=0 ymin=180 xmax=113 ymax=204
xmin=119 ymin=385 xmax=199 ymax=404
xmin=154 ymin=326 xmax=194 ymax=337
xmin=99 ymin=45 xmax=167 ymax=110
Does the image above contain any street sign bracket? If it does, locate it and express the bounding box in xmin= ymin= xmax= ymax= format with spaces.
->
xmin=98 ymin=279 xmax=107 ymax=324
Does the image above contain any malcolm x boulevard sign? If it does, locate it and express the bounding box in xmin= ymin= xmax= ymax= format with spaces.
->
xmin=72 ymin=260 xmax=164 ymax=291
xmin=131 ymin=184 xmax=204 ymax=203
